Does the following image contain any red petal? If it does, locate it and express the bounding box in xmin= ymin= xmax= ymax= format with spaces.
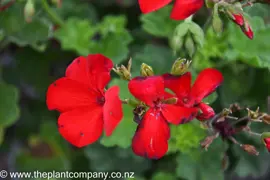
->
xmin=170 ymin=0 xmax=204 ymax=20
xmin=46 ymin=77 xmax=98 ymax=112
xmin=132 ymin=108 xmax=169 ymax=159
xmin=163 ymin=72 xmax=191 ymax=101
xmin=196 ymin=103 xmax=215 ymax=121
xmin=58 ymin=106 xmax=103 ymax=147
xmin=128 ymin=76 xmax=165 ymax=106
xmin=190 ymin=68 xmax=223 ymax=105
xmin=103 ymin=86 xmax=123 ymax=136
xmin=65 ymin=54 xmax=113 ymax=90
xmin=138 ymin=0 xmax=172 ymax=13
xmin=162 ymin=104 xmax=198 ymax=124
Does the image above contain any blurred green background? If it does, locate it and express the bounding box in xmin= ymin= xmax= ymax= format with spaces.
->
xmin=0 ymin=0 xmax=270 ymax=179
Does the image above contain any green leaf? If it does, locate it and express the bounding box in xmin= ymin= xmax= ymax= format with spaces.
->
xmin=16 ymin=120 xmax=71 ymax=172
xmin=203 ymin=92 xmax=218 ymax=104
xmin=100 ymin=79 xmax=137 ymax=148
xmin=193 ymin=28 xmax=228 ymax=71
xmin=152 ymin=172 xmax=176 ymax=180
xmin=231 ymin=135 xmax=270 ymax=178
xmin=0 ymin=2 xmax=51 ymax=47
xmin=140 ymin=5 xmax=179 ymax=38
xmin=176 ymin=139 xmax=225 ymax=180
xmin=226 ymin=16 xmax=270 ymax=68
xmin=0 ymin=83 xmax=20 ymax=127
xmin=92 ymin=15 xmax=133 ymax=64
xmin=0 ymin=127 xmax=4 ymax=145
xmin=56 ymin=0 xmax=98 ymax=22
xmin=54 ymin=17 xmax=96 ymax=55
xmin=168 ymin=121 xmax=206 ymax=154
xmin=85 ymin=144 xmax=151 ymax=174
xmin=132 ymin=44 xmax=175 ymax=75
xmin=91 ymin=30 xmax=133 ymax=64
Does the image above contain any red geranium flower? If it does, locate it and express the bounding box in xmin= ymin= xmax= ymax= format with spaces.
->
xmin=128 ymin=76 xmax=198 ymax=159
xmin=264 ymin=138 xmax=270 ymax=152
xmin=46 ymin=54 xmax=123 ymax=147
xmin=138 ymin=0 xmax=204 ymax=20
xmin=163 ymin=68 xmax=223 ymax=122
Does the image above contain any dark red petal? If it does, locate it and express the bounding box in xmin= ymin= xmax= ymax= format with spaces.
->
xmin=103 ymin=86 xmax=123 ymax=136
xmin=58 ymin=106 xmax=103 ymax=147
xmin=138 ymin=0 xmax=172 ymax=14
xmin=65 ymin=54 xmax=113 ymax=90
xmin=132 ymin=108 xmax=170 ymax=159
xmin=128 ymin=76 xmax=165 ymax=106
xmin=46 ymin=77 xmax=98 ymax=112
xmin=163 ymin=72 xmax=191 ymax=101
xmin=162 ymin=104 xmax=198 ymax=124
xmin=170 ymin=0 xmax=204 ymax=20
xmin=196 ymin=103 xmax=215 ymax=121
xmin=190 ymin=68 xmax=223 ymax=105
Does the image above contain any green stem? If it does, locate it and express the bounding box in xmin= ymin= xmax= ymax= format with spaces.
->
xmin=41 ymin=0 xmax=64 ymax=26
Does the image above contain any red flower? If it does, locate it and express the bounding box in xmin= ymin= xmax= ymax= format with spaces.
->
xmin=138 ymin=0 xmax=204 ymax=20
xmin=128 ymin=76 xmax=198 ymax=159
xmin=163 ymin=68 xmax=223 ymax=122
xmin=264 ymin=138 xmax=270 ymax=152
xmin=46 ymin=54 xmax=123 ymax=147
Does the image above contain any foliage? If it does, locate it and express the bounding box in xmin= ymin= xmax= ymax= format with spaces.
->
xmin=0 ymin=0 xmax=270 ymax=180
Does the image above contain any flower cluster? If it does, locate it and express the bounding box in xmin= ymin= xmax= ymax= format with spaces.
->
xmin=46 ymin=54 xmax=223 ymax=159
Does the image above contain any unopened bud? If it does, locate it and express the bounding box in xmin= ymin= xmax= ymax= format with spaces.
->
xmin=140 ymin=63 xmax=154 ymax=77
xmin=24 ymin=0 xmax=35 ymax=23
xmin=112 ymin=60 xmax=132 ymax=80
xmin=241 ymin=21 xmax=254 ymax=39
xmin=212 ymin=4 xmax=223 ymax=35
xmin=170 ymin=58 xmax=191 ymax=76
xmin=241 ymin=144 xmax=259 ymax=156
xmin=262 ymin=114 xmax=270 ymax=124
xmin=261 ymin=132 xmax=270 ymax=152
xmin=185 ymin=35 xmax=195 ymax=57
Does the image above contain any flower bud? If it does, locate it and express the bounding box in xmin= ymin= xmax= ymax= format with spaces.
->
xmin=24 ymin=0 xmax=35 ymax=23
xmin=232 ymin=14 xmax=244 ymax=26
xmin=212 ymin=4 xmax=223 ymax=35
xmin=225 ymin=4 xmax=244 ymax=26
xmin=185 ymin=35 xmax=195 ymax=57
xmin=241 ymin=144 xmax=259 ymax=156
xmin=262 ymin=114 xmax=270 ymax=124
xmin=112 ymin=58 xmax=132 ymax=80
xmin=170 ymin=58 xmax=192 ymax=76
xmin=140 ymin=63 xmax=154 ymax=77
xmin=241 ymin=21 xmax=254 ymax=40
xmin=261 ymin=132 xmax=270 ymax=152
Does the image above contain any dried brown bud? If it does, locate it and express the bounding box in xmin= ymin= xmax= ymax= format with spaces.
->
xmin=200 ymin=134 xmax=218 ymax=150
xmin=241 ymin=144 xmax=259 ymax=156
xmin=262 ymin=114 xmax=270 ymax=125
xmin=229 ymin=103 xmax=241 ymax=112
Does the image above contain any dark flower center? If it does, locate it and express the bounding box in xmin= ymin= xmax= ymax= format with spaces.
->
xmin=96 ymin=96 xmax=105 ymax=105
